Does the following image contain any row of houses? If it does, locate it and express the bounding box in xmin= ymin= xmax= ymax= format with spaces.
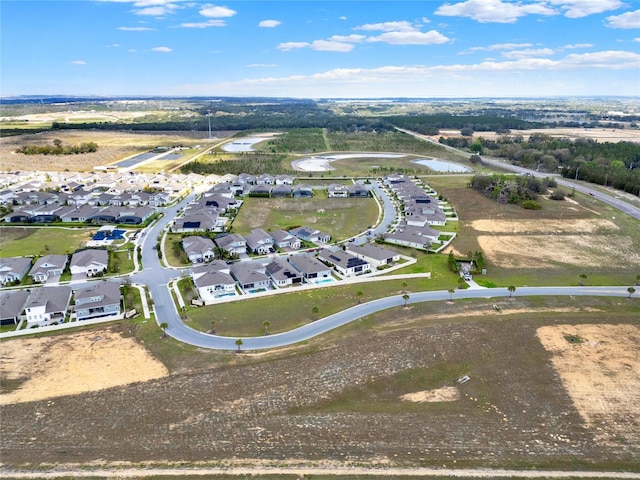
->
xmin=0 ymin=281 xmax=122 ymax=327
xmin=0 ymin=249 xmax=110 ymax=285
xmin=381 ymin=175 xmax=449 ymax=251
xmin=191 ymin=243 xmax=400 ymax=303
xmin=4 ymin=204 xmax=155 ymax=225
xmin=180 ymin=225 xmax=332 ymax=262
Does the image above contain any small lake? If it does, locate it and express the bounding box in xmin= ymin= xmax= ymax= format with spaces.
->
xmin=412 ymin=158 xmax=471 ymax=173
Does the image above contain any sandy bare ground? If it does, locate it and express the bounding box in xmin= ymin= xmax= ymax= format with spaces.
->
xmin=537 ymin=324 xmax=640 ymax=447
xmin=401 ymin=386 xmax=460 ymax=403
xmin=438 ymin=127 xmax=640 ymax=143
xmin=0 ymin=330 xmax=168 ymax=405
xmin=468 ymin=218 xmax=640 ymax=269
xmin=0 ymin=111 xmax=153 ymax=123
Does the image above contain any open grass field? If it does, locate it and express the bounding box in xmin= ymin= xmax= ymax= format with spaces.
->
xmin=1 ymin=296 xmax=638 ymax=471
xmin=0 ymin=226 xmax=97 ymax=256
xmin=231 ymin=196 xmax=378 ymax=241
xmin=423 ymin=175 xmax=640 ymax=287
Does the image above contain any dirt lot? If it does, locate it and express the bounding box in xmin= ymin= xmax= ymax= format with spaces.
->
xmin=0 ymin=330 xmax=168 ymax=405
xmin=1 ymin=302 xmax=638 ymax=470
xmin=0 ymin=130 xmax=216 ymax=172
xmin=537 ymin=324 xmax=640 ymax=448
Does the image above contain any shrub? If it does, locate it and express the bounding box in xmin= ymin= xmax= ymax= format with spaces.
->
xmin=522 ymin=200 xmax=542 ymax=210
xmin=550 ymin=190 xmax=566 ymax=200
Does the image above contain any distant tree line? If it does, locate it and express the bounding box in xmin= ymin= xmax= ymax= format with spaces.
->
xmin=388 ymin=113 xmax=541 ymax=134
xmin=443 ymin=133 xmax=640 ymax=196
xmin=15 ymin=138 xmax=98 ymax=155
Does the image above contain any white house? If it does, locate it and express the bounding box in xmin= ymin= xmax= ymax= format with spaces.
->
xmin=70 ymin=249 xmax=109 ymax=277
xmin=24 ymin=286 xmax=72 ymax=327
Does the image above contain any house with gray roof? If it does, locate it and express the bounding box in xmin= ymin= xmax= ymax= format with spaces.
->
xmin=29 ymin=254 xmax=68 ymax=283
xmin=346 ymin=243 xmax=400 ymax=269
xmin=230 ymin=261 xmax=271 ymax=292
xmin=193 ymin=270 xmax=237 ymax=303
xmin=215 ymin=233 xmax=247 ymax=257
xmin=70 ymin=249 xmax=109 ymax=277
xmin=269 ymin=229 xmax=301 ymax=250
xmin=181 ymin=236 xmax=216 ymax=263
xmin=244 ymin=228 xmax=275 ymax=255
xmin=288 ymin=254 xmax=332 ymax=281
xmin=292 ymin=184 xmax=313 ymax=198
xmin=289 ymin=226 xmax=331 ymax=244
xmin=0 ymin=256 xmax=32 ymax=285
xmin=0 ymin=289 xmax=30 ymax=325
xmin=72 ymin=281 xmax=122 ymax=321
xmin=172 ymin=211 xmax=227 ymax=233
xmin=317 ymin=248 xmax=371 ymax=277
xmin=266 ymin=257 xmax=303 ymax=287
xmin=327 ymin=183 xmax=349 ymax=198
xmin=24 ymin=286 xmax=72 ymax=327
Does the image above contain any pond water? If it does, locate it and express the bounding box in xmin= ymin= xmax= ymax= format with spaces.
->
xmin=293 ymin=153 xmax=405 ymax=172
xmin=222 ymin=137 xmax=271 ymax=152
xmin=412 ymin=158 xmax=471 ymax=173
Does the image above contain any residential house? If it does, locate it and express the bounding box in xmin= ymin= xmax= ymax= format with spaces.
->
xmin=57 ymin=205 xmax=102 ymax=223
xmin=0 ymin=290 xmax=30 ymax=325
xmin=24 ymin=286 xmax=72 ymax=327
xmin=244 ymin=228 xmax=275 ymax=255
xmin=383 ymin=228 xmax=438 ymax=251
xmin=0 ymin=256 xmax=32 ymax=285
xmin=182 ymin=236 xmax=216 ymax=263
xmin=193 ymin=270 xmax=237 ymax=303
xmin=72 ymin=281 xmax=122 ymax=321
xmin=230 ymin=261 xmax=271 ymax=292
xmin=248 ymin=184 xmax=272 ymax=197
xmin=348 ymin=184 xmax=370 ymax=197
xmin=288 ymin=254 xmax=332 ymax=281
xmin=256 ymin=173 xmax=275 ymax=185
xmin=269 ymin=229 xmax=301 ymax=250
xmin=117 ymin=206 xmax=154 ymax=224
xmin=29 ymin=254 xmax=68 ymax=283
xmin=317 ymin=248 xmax=371 ymax=277
xmin=172 ymin=211 xmax=226 ymax=233
xmin=275 ymin=174 xmax=294 ymax=185
xmin=70 ymin=249 xmax=109 ymax=277
xmin=289 ymin=226 xmax=331 ymax=244
xmin=292 ymin=184 xmax=313 ymax=198
xmin=215 ymin=233 xmax=247 ymax=257
xmin=346 ymin=243 xmax=400 ymax=269
xmin=271 ymin=184 xmax=292 ymax=198
xmin=266 ymin=257 xmax=303 ymax=287
xmin=327 ymin=183 xmax=349 ymax=198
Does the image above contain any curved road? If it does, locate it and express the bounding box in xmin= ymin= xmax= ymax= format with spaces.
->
xmin=128 ymin=136 xmax=639 ymax=351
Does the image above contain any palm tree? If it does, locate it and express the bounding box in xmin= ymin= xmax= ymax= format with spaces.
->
xmin=508 ymin=285 xmax=516 ymax=298
xmin=210 ymin=320 xmax=216 ymax=335
xmin=401 ymin=281 xmax=408 ymax=294
xmin=263 ymin=320 xmax=271 ymax=335
xmin=402 ymin=293 xmax=410 ymax=307
xmin=356 ymin=290 xmax=364 ymax=304
xmin=448 ymin=288 xmax=455 ymax=302
xmin=159 ymin=322 xmax=168 ymax=338
xmin=235 ymin=338 xmax=243 ymax=353
xmin=628 ymin=286 xmax=636 ymax=299
xmin=312 ymin=306 xmax=319 ymax=321
xmin=579 ymin=273 xmax=587 ymax=285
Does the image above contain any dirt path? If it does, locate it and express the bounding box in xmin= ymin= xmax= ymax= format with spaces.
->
xmin=2 ymin=465 xmax=639 ymax=478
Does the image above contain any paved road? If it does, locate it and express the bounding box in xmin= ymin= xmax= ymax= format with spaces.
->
xmin=397 ymin=127 xmax=640 ymax=221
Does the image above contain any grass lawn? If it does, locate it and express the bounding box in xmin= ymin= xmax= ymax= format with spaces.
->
xmin=0 ymin=226 xmax=98 ymax=256
xmin=231 ymin=196 xmax=378 ymax=241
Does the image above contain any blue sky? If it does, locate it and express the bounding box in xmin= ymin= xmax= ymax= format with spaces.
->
xmin=1 ymin=0 xmax=639 ymax=98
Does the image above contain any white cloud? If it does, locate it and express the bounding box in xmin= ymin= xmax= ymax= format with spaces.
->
xmin=117 ymin=26 xmax=155 ymax=31
xmin=339 ymin=16 xmax=347 ymax=20
xmin=562 ymin=43 xmax=594 ymax=49
xmin=246 ymin=63 xmax=277 ymax=68
xmin=329 ymin=34 xmax=367 ymax=43
xmin=634 ymin=37 xmax=640 ymax=42
xmin=310 ymin=40 xmax=354 ymax=52
xmin=354 ymin=21 xmax=417 ymax=32
xmin=366 ymin=30 xmax=450 ymax=45
xmin=134 ymin=5 xmax=178 ymax=16
xmin=277 ymin=42 xmax=309 ymax=51
xmin=501 ymin=47 xmax=555 ymax=59
xmin=199 ymin=4 xmax=237 ymax=18
xmin=435 ymin=0 xmax=557 ymax=23
xmin=259 ymin=19 xmax=281 ymax=28
xmin=467 ymin=43 xmax=533 ymax=53
xmin=180 ymin=19 xmax=226 ymax=28
xmin=605 ymin=9 xmax=640 ymax=29
xmin=151 ymin=46 xmax=172 ymax=52
xmin=547 ymin=0 xmax=624 ymax=19
xmin=71 ymin=60 xmax=87 ymax=65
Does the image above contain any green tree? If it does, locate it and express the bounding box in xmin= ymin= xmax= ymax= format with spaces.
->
xmin=579 ymin=273 xmax=587 ymax=285
xmin=401 ymin=281 xmax=408 ymax=293
xmin=448 ymin=288 xmax=455 ymax=302
xmin=312 ymin=306 xmax=319 ymax=321
xmin=508 ymin=285 xmax=516 ymax=298
xmin=628 ymin=287 xmax=636 ymax=299
xmin=402 ymin=293 xmax=410 ymax=307
xmin=356 ymin=290 xmax=364 ymax=304
xmin=263 ymin=320 xmax=271 ymax=335
xmin=159 ymin=322 xmax=168 ymax=338
xmin=235 ymin=338 xmax=243 ymax=352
